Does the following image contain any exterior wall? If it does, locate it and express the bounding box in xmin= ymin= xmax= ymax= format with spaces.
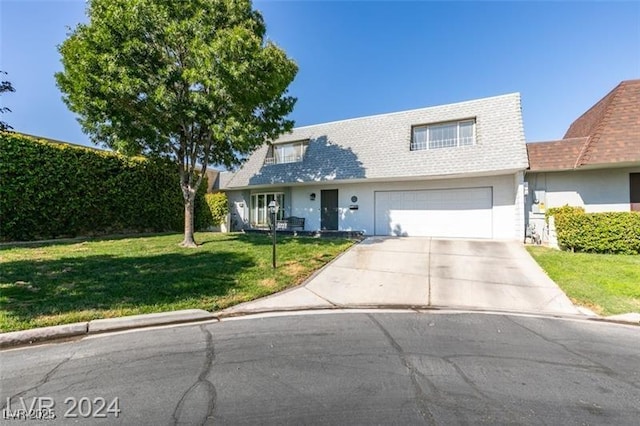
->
xmin=525 ymin=166 xmax=640 ymax=240
xmin=526 ymin=167 xmax=640 ymax=212
xmin=276 ymin=173 xmax=521 ymax=239
xmin=513 ymin=171 xmax=525 ymax=241
xmin=226 ymin=190 xmax=250 ymax=231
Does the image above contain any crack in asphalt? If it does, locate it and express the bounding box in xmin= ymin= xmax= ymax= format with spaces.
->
xmin=440 ymin=355 xmax=522 ymax=423
xmin=367 ymin=314 xmax=436 ymax=425
xmin=171 ymin=324 xmax=217 ymax=426
xmin=504 ymin=316 xmax=640 ymax=391
xmin=366 ymin=316 xmax=524 ymax=424
xmin=1 ymin=352 xmax=75 ymax=410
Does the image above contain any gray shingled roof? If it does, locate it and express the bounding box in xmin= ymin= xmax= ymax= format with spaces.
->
xmin=224 ymin=93 xmax=528 ymax=189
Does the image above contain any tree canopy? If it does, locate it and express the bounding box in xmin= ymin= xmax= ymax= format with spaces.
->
xmin=56 ymin=0 xmax=298 ymax=246
xmin=0 ymin=71 xmax=16 ymax=131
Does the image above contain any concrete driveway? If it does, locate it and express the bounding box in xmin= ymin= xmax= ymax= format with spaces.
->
xmin=223 ymin=237 xmax=582 ymax=316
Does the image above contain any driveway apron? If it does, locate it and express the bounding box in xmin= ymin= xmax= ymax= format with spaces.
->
xmin=222 ymin=237 xmax=581 ymax=316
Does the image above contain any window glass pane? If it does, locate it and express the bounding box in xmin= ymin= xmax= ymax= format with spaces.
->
xmin=294 ymin=143 xmax=303 ymax=161
xmin=275 ymin=145 xmax=285 ymax=164
xmin=252 ymin=193 xmax=286 ymax=225
xmin=269 ymin=142 xmax=308 ymax=164
xmin=277 ymin=194 xmax=285 ymax=220
xmin=412 ymin=127 xmax=428 ymax=150
xmin=459 ymin=121 xmax=474 ymax=146
xmin=411 ymin=119 xmax=476 ymax=151
xmin=257 ymin=194 xmax=265 ymax=224
xmin=429 ymin=123 xmax=457 ymax=149
xmin=249 ymin=195 xmax=257 ymax=223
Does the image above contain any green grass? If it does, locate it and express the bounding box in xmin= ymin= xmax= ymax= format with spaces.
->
xmin=0 ymin=233 xmax=354 ymax=332
xmin=527 ymin=246 xmax=640 ymax=316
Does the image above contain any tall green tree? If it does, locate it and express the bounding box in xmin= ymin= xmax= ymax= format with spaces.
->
xmin=56 ymin=0 xmax=297 ymax=247
xmin=0 ymin=71 xmax=16 ymax=131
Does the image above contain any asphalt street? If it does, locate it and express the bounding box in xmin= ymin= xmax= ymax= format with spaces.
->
xmin=1 ymin=311 xmax=639 ymax=425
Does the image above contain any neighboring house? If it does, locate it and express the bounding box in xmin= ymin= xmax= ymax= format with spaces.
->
xmin=526 ymin=79 xmax=640 ymax=233
xmin=220 ymin=93 xmax=529 ymax=239
xmin=205 ymin=169 xmax=221 ymax=193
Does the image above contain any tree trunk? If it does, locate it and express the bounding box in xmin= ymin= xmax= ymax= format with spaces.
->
xmin=180 ymin=197 xmax=198 ymax=248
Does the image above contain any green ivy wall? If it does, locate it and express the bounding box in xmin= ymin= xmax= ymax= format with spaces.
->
xmin=0 ymin=132 xmax=213 ymax=241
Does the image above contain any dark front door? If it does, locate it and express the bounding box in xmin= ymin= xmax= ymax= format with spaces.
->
xmin=631 ymin=173 xmax=640 ymax=212
xmin=321 ymin=189 xmax=339 ymax=230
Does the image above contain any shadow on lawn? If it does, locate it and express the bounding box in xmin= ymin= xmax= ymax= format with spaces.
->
xmin=1 ymin=250 xmax=254 ymax=325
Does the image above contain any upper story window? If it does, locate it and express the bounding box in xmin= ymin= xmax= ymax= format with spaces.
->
xmin=265 ymin=140 xmax=308 ymax=165
xmin=411 ymin=119 xmax=476 ymax=151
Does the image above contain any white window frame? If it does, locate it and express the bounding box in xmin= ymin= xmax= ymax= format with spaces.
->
xmin=411 ymin=119 xmax=476 ymax=151
xmin=250 ymin=193 xmax=285 ymax=227
xmin=265 ymin=141 xmax=308 ymax=165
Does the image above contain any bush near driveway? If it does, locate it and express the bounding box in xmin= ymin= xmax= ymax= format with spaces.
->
xmin=547 ymin=205 xmax=640 ymax=254
xmin=0 ymin=232 xmax=354 ymax=332
xmin=527 ymin=246 xmax=640 ymax=316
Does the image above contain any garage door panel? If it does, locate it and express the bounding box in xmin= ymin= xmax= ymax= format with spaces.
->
xmin=375 ymin=187 xmax=493 ymax=238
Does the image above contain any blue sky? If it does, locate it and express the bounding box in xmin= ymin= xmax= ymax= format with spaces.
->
xmin=1 ymin=0 xmax=639 ymax=148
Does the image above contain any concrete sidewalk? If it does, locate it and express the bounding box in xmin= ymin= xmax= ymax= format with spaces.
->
xmin=222 ymin=237 xmax=583 ymax=316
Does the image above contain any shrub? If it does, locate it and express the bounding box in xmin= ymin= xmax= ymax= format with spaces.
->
xmin=204 ymin=192 xmax=229 ymax=226
xmin=545 ymin=205 xmax=585 ymax=223
xmin=553 ymin=211 xmax=640 ymax=254
xmin=0 ymin=132 xmax=210 ymax=241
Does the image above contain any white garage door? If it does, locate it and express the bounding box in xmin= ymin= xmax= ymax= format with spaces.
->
xmin=374 ymin=187 xmax=493 ymax=238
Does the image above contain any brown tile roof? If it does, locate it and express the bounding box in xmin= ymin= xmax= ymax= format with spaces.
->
xmin=526 ymin=137 xmax=589 ymax=171
xmin=528 ymin=79 xmax=640 ymax=170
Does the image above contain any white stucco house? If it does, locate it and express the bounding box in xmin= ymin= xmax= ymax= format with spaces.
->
xmin=220 ymin=93 xmax=529 ymax=240
xmin=525 ymin=79 xmax=640 ymax=234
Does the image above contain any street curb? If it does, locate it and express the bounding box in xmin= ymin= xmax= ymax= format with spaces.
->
xmin=0 ymin=309 xmax=216 ymax=349
xmin=0 ymin=322 xmax=88 ymax=348
xmin=2 ymin=304 xmax=637 ymax=350
xmin=597 ymin=313 xmax=640 ymax=326
xmin=216 ymin=304 xmax=591 ymax=321
xmin=88 ymin=309 xmax=216 ymax=333
xmin=217 ymin=304 xmax=640 ymax=327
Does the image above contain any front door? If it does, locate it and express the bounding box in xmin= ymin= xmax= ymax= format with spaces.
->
xmin=321 ymin=189 xmax=339 ymax=230
xmin=631 ymin=173 xmax=640 ymax=212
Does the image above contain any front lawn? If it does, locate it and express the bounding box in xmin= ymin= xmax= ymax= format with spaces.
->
xmin=0 ymin=233 xmax=354 ymax=332
xmin=527 ymin=247 xmax=640 ymax=316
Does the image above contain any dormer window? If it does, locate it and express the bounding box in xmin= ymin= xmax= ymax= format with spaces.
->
xmin=265 ymin=140 xmax=308 ymax=165
xmin=411 ymin=119 xmax=476 ymax=151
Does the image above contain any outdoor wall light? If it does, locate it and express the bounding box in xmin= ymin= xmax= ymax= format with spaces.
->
xmin=268 ymin=200 xmax=278 ymax=215
xmin=268 ymin=200 xmax=278 ymax=268
xmin=310 ymin=193 xmax=316 ymax=201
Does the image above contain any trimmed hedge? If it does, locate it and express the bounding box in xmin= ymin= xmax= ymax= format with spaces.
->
xmin=204 ymin=192 xmax=229 ymax=226
xmin=545 ymin=205 xmax=585 ymax=222
xmin=553 ymin=210 xmax=640 ymax=255
xmin=0 ymin=132 xmax=210 ymax=241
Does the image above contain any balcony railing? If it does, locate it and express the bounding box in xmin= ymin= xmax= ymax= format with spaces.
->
xmin=264 ymin=155 xmax=302 ymax=165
